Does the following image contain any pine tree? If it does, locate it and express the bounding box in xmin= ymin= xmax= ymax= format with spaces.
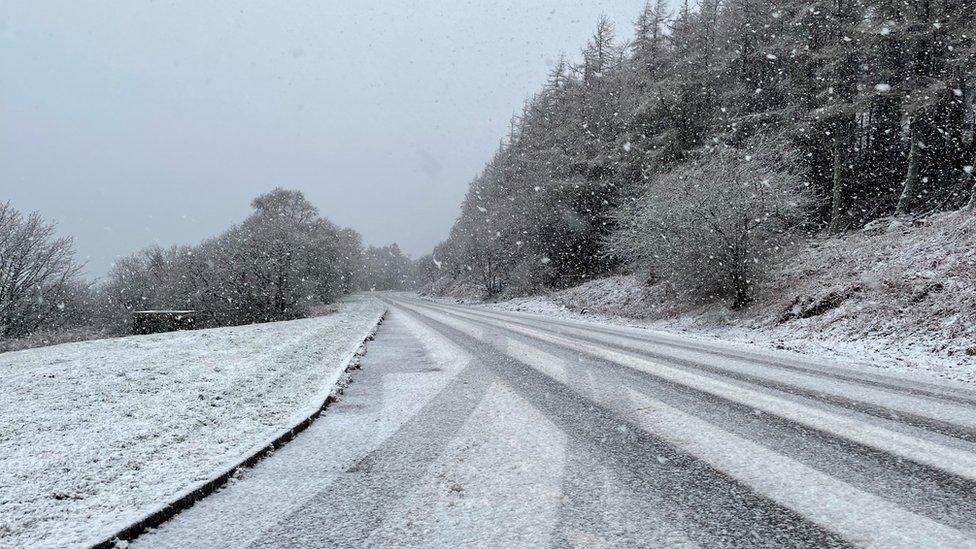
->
xmin=432 ymin=4 xmax=976 ymax=299
xmin=633 ymin=0 xmax=671 ymax=83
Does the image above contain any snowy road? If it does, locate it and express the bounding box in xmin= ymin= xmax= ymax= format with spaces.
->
xmin=134 ymin=296 xmax=976 ymax=548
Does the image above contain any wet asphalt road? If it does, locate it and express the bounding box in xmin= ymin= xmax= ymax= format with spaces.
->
xmin=134 ymin=296 xmax=976 ymax=548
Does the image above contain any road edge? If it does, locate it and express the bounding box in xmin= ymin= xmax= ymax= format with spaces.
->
xmin=89 ymin=308 xmax=388 ymax=549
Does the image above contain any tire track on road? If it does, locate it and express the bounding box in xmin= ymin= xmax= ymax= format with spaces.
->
xmin=392 ymin=298 xmax=972 ymax=545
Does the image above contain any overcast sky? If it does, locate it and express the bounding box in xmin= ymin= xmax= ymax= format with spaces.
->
xmin=1 ymin=1 xmax=648 ymax=278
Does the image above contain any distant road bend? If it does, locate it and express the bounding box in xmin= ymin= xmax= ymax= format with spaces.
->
xmin=136 ymin=295 xmax=976 ymax=548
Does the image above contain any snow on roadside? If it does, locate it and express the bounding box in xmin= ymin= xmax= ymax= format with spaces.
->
xmin=476 ymin=286 xmax=976 ymax=385
xmin=426 ymin=212 xmax=976 ymax=385
xmin=0 ymin=296 xmax=385 ymax=548
xmin=421 ymin=271 xmax=976 ymax=385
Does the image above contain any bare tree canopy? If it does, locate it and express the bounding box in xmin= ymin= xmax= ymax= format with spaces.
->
xmin=103 ymin=188 xmax=364 ymax=328
xmin=0 ymin=202 xmax=85 ymax=338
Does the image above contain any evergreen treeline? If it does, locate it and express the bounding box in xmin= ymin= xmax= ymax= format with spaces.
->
xmin=426 ymin=0 xmax=975 ymax=306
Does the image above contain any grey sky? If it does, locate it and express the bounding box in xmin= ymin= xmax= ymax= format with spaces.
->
xmin=1 ymin=1 xmax=648 ymax=278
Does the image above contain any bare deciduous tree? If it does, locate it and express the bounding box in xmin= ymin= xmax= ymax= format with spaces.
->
xmin=103 ymin=189 xmax=362 ymax=330
xmin=0 ymin=202 xmax=85 ymax=338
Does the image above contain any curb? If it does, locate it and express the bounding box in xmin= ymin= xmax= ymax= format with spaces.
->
xmin=89 ymin=310 xmax=388 ymax=549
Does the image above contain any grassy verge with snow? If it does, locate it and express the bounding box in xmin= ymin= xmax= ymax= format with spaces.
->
xmin=0 ymin=296 xmax=384 ymax=548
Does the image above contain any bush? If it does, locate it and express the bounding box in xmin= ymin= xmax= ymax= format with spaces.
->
xmin=505 ymin=255 xmax=557 ymax=296
xmin=607 ymin=138 xmax=811 ymax=308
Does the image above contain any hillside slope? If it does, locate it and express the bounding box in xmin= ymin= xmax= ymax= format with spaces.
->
xmin=753 ymin=212 xmax=975 ymax=358
xmin=475 ymin=212 xmax=976 ymax=382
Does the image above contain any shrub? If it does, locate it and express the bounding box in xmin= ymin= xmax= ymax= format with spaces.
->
xmin=607 ymin=138 xmax=812 ymax=308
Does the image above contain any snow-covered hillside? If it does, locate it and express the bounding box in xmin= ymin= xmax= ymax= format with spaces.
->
xmin=473 ymin=212 xmax=976 ymax=383
xmin=0 ymin=296 xmax=384 ymax=548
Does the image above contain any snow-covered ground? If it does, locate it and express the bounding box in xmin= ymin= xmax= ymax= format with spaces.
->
xmin=425 ymin=211 xmax=976 ymax=384
xmin=476 ymin=277 xmax=976 ymax=385
xmin=0 ymin=296 xmax=385 ymax=548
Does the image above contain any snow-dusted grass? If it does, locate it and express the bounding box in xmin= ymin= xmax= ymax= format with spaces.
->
xmin=0 ymin=296 xmax=385 ymax=548
xmin=0 ymin=326 xmax=114 ymax=354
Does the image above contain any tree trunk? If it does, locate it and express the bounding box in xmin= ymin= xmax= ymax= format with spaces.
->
xmin=965 ymin=160 xmax=976 ymax=210
xmin=728 ymin=243 xmax=752 ymax=310
xmin=828 ymin=122 xmax=851 ymax=233
xmin=896 ymin=123 xmax=922 ymax=216
xmin=730 ymin=272 xmax=752 ymax=309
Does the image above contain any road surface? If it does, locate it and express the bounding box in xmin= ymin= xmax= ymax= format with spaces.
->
xmin=134 ymin=295 xmax=976 ymax=548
